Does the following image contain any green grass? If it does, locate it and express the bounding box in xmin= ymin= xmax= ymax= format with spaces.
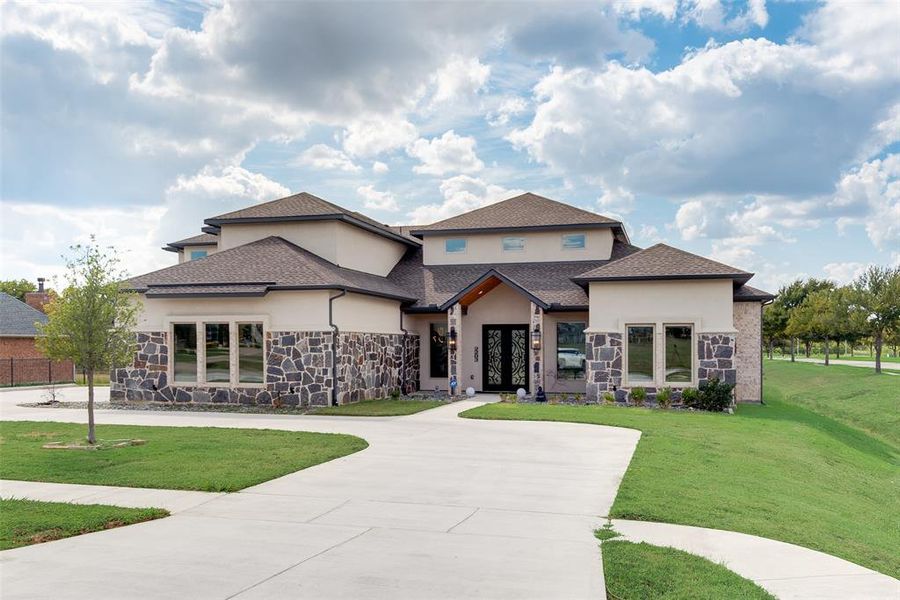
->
xmin=771 ymin=354 xmax=900 ymax=364
xmin=602 ymin=541 xmax=774 ymax=600
xmin=310 ymin=398 xmax=445 ymax=416
xmin=0 ymin=421 xmax=367 ymax=492
xmin=462 ymin=366 xmax=900 ymax=578
xmin=0 ymin=499 xmax=168 ymax=550
xmin=75 ymin=372 xmax=110 ymax=386
xmin=763 ymin=361 xmax=899 ymax=447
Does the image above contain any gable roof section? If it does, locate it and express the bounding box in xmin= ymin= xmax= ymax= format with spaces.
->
xmin=409 ymin=193 xmax=622 ymax=236
xmin=0 ymin=292 xmax=48 ymax=337
xmin=573 ymin=243 xmax=752 ymax=284
xmin=163 ymin=232 xmax=219 ymax=253
xmin=126 ymin=236 xmax=417 ymax=302
xmin=389 ymin=241 xmax=642 ymax=311
xmin=205 ymin=192 xmax=420 ymax=247
xmin=733 ymin=284 xmax=775 ymax=302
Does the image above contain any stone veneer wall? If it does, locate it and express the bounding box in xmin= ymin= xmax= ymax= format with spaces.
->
xmin=733 ymin=302 xmax=762 ymax=402
xmin=585 ymin=332 xmax=623 ymax=402
xmin=529 ymin=303 xmax=544 ymax=394
xmin=335 ymin=332 xmax=415 ymax=404
xmin=698 ymin=333 xmax=737 ymax=387
xmin=112 ymin=330 xmax=420 ymax=406
xmin=447 ymin=304 xmax=462 ymax=395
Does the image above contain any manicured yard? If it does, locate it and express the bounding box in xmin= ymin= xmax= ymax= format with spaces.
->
xmin=310 ymin=398 xmax=445 ymax=416
xmin=0 ymin=421 xmax=367 ymax=492
xmin=780 ymin=353 xmax=900 ymax=364
xmin=763 ymin=361 xmax=899 ymax=447
xmin=462 ymin=365 xmax=900 ymax=578
xmin=603 ymin=540 xmax=774 ymax=599
xmin=0 ymin=499 xmax=168 ymax=550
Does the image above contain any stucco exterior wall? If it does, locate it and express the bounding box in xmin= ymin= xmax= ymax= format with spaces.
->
xmin=217 ymin=220 xmax=406 ymax=276
xmin=332 ymin=294 xmax=402 ymax=334
xmin=588 ymin=279 xmax=735 ymax=333
xmin=733 ymin=301 xmax=763 ymax=402
xmin=423 ymin=228 xmax=613 ymax=266
xmin=177 ymin=244 xmax=218 ymax=263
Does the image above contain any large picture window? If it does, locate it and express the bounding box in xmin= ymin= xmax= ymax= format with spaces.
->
xmin=238 ymin=323 xmax=265 ymax=384
xmin=665 ymin=325 xmax=693 ymax=383
xmin=173 ymin=323 xmax=197 ymax=382
xmin=430 ymin=323 xmax=448 ymax=378
xmin=626 ymin=325 xmax=654 ymax=383
xmin=556 ymin=322 xmax=586 ymax=380
xmin=205 ymin=323 xmax=230 ymax=383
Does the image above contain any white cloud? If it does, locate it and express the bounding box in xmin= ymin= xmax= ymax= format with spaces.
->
xmin=682 ymin=0 xmax=768 ymax=32
xmin=294 ymin=144 xmax=361 ymax=172
xmin=831 ymin=155 xmax=900 ymax=250
xmin=372 ymin=161 xmax=390 ymax=174
xmin=598 ymin=185 xmax=635 ymax=215
xmin=487 ymin=97 xmax=529 ymax=127
xmin=822 ymin=261 xmax=870 ymax=285
xmin=342 ymin=117 xmax=417 ymax=158
xmin=636 ymin=224 xmax=663 ymax=245
xmin=408 ymin=130 xmax=484 ymax=176
xmin=356 ymin=185 xmax=399 ymax=212
xmin=406 ymin=175 xmax=524 ymax=224
xmin=430 ymin=56 xmax=490 ymax=106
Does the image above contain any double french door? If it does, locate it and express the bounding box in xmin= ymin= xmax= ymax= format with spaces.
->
xmin=482 ymin=325 xmax=529 ymax=392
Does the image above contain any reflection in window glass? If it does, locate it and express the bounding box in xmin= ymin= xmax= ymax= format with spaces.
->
xmin=205 ymin=323 xmax=230 ymax=383
xmin=562 ymin=233 xmax=586 ymax=249
xmin=665 ymin=325 xmax=693 ymax=382
xmin=430 ymin=323 xmax=448 ymax=378
xmin=238 ymin=323 xmax=264 ymax=383
xmin=502 ymin=236 xmax=525 ymax=251
xmin=190 ymin=250 xmax=207 ymax=260
xmin=445 ymin=238 xmax=467 ymax=253
xmin=627 ymin=325 xmax=654 ymax=383
xmin=173 ymin=323 xmax=197 ymax=382
xmin=556 ymin=322 xmax=586 ymax=380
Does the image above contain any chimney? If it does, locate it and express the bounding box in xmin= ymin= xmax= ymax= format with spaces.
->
xmin=25 ymin=277 xmax=51 ymax=313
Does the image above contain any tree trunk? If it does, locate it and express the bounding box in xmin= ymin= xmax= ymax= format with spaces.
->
xmin=824 ymin=337 xmax=830 ymax=366
xmin=836 ymin=340 xmax=841 ymax=359
xmin=874 ymin=332 xmax=883 ymax=375
xmin=805 ymin=340 xmax=811 ymax=358
xmin=790 ymin=337 xmax=795 ymax=362
xmin=87 ymin=369 xmax=96 ymax=444
xmin=768 ymin=340 xmax=774 ymax=360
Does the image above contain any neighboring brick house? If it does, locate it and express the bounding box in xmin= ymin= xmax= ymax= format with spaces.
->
xmin=0 ymin=285 xmax=74 ymax=386
xmin=114 ymin=192 xmax=774 ymax=407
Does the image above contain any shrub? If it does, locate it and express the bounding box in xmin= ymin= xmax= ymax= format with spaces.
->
xmin=656 ymin=387 xmax=672 ymax=409
xmin=680 ymin=387 xmax=699 ymax=407
xmin=630 ymin=387 xmax=647 ymax=406
xmin=390 ymin=389 xmax=401 ymax=400
xmin=602 ymin=391 xmax=616 ymax=405
xmin=697 ymin=378 xmax=734 ymax=412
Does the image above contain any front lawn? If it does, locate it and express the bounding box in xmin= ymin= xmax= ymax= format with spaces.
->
xmin=310 ymin=398 xmax=445 ymax=416
xmin=763 ymin=361 xmax=899 ymax=447
xmin=0 ymin=499 xmax=168 ymax=550
xmin=0 ymin=421 xmax=367 ymax=492
xmin=462 ymin=370 xmax=899 ymax=577
xmin=603 ymin=540 xmax=774 ymax=600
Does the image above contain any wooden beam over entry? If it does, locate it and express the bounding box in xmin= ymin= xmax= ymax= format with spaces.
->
xmin=459 ymin=275 xmax=502 ymax=307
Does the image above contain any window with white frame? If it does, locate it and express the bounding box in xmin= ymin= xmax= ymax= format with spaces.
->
xmin=445 ymin=238 xmax=467 ymax=253
xmin=626 ymin=325 xmax=654 ymax=383
xmin=664 ymin=325 xmax=693 ymax=383
xmin=561 ymin=233 xmax=586 ymax=249
xmin=173 ymin=323 xmax=198 ymax=383
xmin=502 ymin=236 xmax=525 ymax=252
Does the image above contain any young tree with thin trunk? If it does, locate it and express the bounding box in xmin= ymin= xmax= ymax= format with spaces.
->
xmin=36 ymin=240 xmax=139 ymax=444
xmin=850 ymin=266 xmax=900 ymax=374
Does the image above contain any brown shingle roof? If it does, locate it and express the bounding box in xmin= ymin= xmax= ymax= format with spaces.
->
xmin=163 ymin=232 xmax=218 ymax=252
xmin=574 ymin=243 xmax=751 ymax=283
xmin=205 ymin=192 xmax=420 ymax=247
xmin=733 ymin=284 xmax=775 ymax=302
xmin=127 ymin=236 xmax=416 ymax=301
xmin=389 ymin=241 xmax=641 ymax=310
xmin=409 ymin=193 xmax=621 ymax=235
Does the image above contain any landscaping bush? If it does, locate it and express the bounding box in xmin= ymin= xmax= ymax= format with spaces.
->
xmin=631 ymin=387 xmax=647 ymax=406
xmin=603 ymin=391 xmax=616 ymax=405
xmin=656 ymin=387 xmax=672 ymax=409
xmin=697 ymin=378 xmax=734 ymax=412
xmin=680 ymin=387 xmax=699 ymax=407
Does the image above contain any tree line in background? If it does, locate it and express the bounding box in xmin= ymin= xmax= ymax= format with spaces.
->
xmin=762 ymin=266 xmax=900 ymax=373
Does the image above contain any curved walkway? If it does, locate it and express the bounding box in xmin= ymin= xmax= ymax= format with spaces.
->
xmin=613 ymin=520 xmax=899 ymax=600
xmin=1 ymin=387 xmax=897 ymax=599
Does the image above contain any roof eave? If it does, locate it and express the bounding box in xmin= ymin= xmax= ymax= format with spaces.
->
xmin=409 ymin=221 xmax=621 ymax=237
xmin=437 ymin=270 xmax=551 ymax=311
xmin=573 ymin=273 xmax=752 ymax=284
xmin=135 ymin=283 xmax=417 ymax=304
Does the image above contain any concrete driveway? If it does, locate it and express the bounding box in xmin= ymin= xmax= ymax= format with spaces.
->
xmin=0 ymin=387 xmax=640 ymax=599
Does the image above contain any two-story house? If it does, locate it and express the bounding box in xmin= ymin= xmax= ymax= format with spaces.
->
xmin=113 ymin=192 xmax=773 ymax=406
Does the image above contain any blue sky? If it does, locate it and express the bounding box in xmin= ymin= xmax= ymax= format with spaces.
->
xmin=1 ymin=0 xmax=897 ymax=291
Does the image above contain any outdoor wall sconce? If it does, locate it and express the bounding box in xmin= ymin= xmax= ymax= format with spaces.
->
xmin=531 ymin=325 xmax=541 ymax=350
xmin=448 ymin=327 xmax=458 ymax=351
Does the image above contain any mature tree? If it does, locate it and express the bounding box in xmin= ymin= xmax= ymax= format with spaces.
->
xmin=762 ymin=302 xmax=787 ymax=359
xmin=850 ymin=266 xmax=900 ymax=374
xmin=787 ymin=287 xmax=848 ymax=366
xmin=36 ymin=241 xmax=139 ymax=444
xmin=777 ymin=278 xmax=833 ymax=360
xmin=0 ymin=279 xmax=36 ymax=301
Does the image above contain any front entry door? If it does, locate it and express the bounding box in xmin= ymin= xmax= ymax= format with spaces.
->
xmin=482 ymin=325 xmax=529 ymax=392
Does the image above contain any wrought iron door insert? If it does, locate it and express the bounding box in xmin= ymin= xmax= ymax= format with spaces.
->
xmin=482 ymin=325 xmax=529 ymax=391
